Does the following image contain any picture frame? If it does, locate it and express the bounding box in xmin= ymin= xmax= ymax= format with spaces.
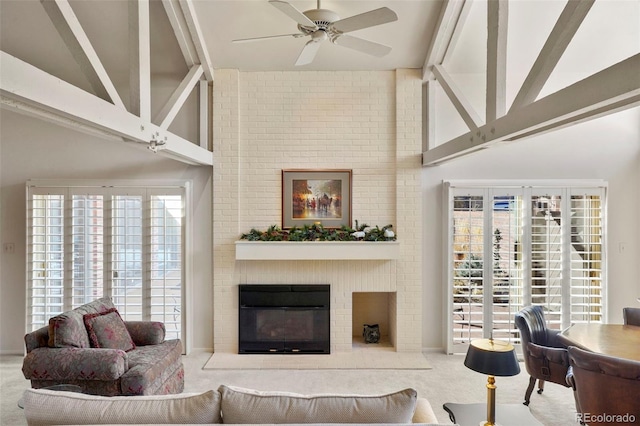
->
xmin=282 ymin=169 xmax=352 ymax=229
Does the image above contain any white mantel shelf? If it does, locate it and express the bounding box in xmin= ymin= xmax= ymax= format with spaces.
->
xmin=235 ymin=241 xmax=400 ymax=260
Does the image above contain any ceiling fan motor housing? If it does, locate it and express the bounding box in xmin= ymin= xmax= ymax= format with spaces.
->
xmin=299 ymin=9 xmax=340 ymax=34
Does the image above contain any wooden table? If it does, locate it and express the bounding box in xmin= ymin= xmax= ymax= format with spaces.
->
xmin=443 ymin=402 xmax=542 ymax=426
xmin=558 ymin=323 xmax=640 ymax=361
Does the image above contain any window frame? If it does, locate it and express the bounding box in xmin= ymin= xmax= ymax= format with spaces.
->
xmin=443 ymin=180 xmax=608 ymax=354
xmin=25 ymin=179 xmax=193 ymax=354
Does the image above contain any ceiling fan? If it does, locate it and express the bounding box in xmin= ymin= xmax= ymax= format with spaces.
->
xmin=232 ymin=0 xmax=398 ymax=66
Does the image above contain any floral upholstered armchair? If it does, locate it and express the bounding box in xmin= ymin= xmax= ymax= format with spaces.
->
xmin=22 ymin=297 xmax=184 ymax=396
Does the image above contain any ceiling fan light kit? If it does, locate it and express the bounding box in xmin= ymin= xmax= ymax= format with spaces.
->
xmin=232 ymin=0 xmax=398 ymax=66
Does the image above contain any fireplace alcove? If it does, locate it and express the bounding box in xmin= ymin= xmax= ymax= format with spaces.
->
xmin=352 ymin=292 xmax=394 ymax=347
xmin=239 ymin=284 xmax=330 ymax=354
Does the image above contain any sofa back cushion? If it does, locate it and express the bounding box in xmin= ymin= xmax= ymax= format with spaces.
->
xmin=48 ymin=297 xmax=116 ymax=348
xmin=22 ymin=388 xmax=222 ymax=425
xmin=218 ymin=384 xmax=418 ymax=424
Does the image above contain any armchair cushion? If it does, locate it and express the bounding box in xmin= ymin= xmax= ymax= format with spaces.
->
xmin=22 ymin=347 xmax=127 ymax=381
xmin=121 ymin=339 xmax=183 ymax=395
xmin=48 ymin=297 xmax=116 ymax=348
xmin=84 ymin=308 xmax=135 ymax=352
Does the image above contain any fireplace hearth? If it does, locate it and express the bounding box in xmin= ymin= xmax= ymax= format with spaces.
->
xmin=239 ymin=284 xmax=330 ymax=354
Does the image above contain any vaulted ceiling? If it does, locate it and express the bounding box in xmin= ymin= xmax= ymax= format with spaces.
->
xmin=1 ymin=0 xmax=638 ymax=166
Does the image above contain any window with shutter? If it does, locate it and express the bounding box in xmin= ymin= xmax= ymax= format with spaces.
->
xmin=445 ymin=181 xmax=606 ymax=354
xmin=26 ymin=182 xmax=188 ymax=346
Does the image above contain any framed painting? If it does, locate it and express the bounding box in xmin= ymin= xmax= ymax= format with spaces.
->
xmin=282 ymin=169 xmax=352 ymax=229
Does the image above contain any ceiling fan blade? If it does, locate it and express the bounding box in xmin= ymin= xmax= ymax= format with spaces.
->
xmin=331 ymin=7 xmax=398 ymax=34
xmin=333 ymin=35 xmax=391 ymax=57
xmin=295 ymin=40 xmax=322 ymax=66
xmin=269 ymin=0 xmax=318 ymax=30
xmin=232 ymin=33 xmax=303 ymax=43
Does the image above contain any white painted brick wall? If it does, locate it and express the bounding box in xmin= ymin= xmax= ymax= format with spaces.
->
xmin=213 ymin=69 xmax=422 ymax=353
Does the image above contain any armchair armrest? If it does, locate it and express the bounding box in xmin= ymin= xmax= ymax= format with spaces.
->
xmin=528 ymin=342 xmax=569 ymax=364
xmin=24 ymin=326 xmax=50 ymax=353
xmin=526 ymin=342 xmax=571 ymax=387
xmin=546 ymin=329 xmax=567 ymax=348
xmin=22 ymin=347 xmax=127 ymax=381
xmin=124 ymin=321 xmax=165 ymax=346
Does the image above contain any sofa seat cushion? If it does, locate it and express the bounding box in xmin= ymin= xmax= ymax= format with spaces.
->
xmin=22 ymin=388 xmax=221 ymax=425
xmin=48 ymin=297 xmax=116 ymax=348
xmin=218 ymin=384 xmax=418 ymax=424
xmin=121 ymin=339 xmax=183 ymax=395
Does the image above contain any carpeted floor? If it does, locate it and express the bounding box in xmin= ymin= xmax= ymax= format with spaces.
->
xmin=1 ymin=351 xmax=577 ymax=425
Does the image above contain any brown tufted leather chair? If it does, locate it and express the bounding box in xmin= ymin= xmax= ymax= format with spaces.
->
xmin=514 ymin=305 xmax=571 ymax=406
xmin=622 ymin=307 xmax=640 ymax=326
xmin=566 ymin=346 xmax=640 ymax=425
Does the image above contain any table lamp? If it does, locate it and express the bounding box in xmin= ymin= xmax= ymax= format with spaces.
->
xmin=464 ymin=338 xmax=521 ymax=426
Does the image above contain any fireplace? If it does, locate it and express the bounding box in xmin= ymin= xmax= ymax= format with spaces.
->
xmin=239 ymin=284 xmax=330 ymax=354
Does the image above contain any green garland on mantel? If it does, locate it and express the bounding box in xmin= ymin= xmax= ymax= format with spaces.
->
xmin=240 ymin=221 xmax=396 ymax=242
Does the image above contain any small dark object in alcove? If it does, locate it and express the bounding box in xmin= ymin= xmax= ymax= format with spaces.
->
xmin=363 ymin=324 xmax=380 ymax=344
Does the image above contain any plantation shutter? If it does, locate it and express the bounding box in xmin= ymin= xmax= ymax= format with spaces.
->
xmin=445 ymin=181 xmax=606 ymax=354
xmin=26 ymin=184 xmax=186 ymax=344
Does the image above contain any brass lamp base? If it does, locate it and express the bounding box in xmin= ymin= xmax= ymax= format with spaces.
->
xmin=484 ymin=375 xmax=497 ymax=426
xmin=479 ymin=376 xmax=508 ymax=426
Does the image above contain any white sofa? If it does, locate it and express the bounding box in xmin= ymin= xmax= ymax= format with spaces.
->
xmin=22 ymin=384 xmax=452 ymax=425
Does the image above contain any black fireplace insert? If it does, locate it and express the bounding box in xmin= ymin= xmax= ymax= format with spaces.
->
xmin=239 ymin=284 xmax=330 ymax=354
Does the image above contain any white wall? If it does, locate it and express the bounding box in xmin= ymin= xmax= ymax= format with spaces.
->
xmin=421 ymin=106 xmax=640 ymax=349
xmin=0 ymin=110 xmax=213 ymax=354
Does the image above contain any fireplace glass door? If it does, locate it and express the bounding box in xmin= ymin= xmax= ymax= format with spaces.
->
xmin=239 ymin=285 xmax=330 ymax=354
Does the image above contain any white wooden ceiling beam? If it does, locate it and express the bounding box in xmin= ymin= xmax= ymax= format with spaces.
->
xmin=509 ymin=0 xmax=595 ymax=112
xmin=486 ymin=0 xmax=508 ymax=122
xmin=155 ymin=64 xmax=204 ymax=129
xmin=0 ymin=52 xmax=213 ymax=166
xmin=422 ymin=54 xmax=640 ymax=166
xmin=441 ymin=0 xmax=472 ymax=65
xmin=129 ymin=0 xmax=151 ymax=121
xmin=433 ymin=64 xmax=483 ymax=130
xmin=423 ymin=80 xmax=437 ymax=151
xmin=161 ymin=0 xmax=198 ymax=67
xmin=199 ymin=80 xmax=209 ymax=149
xmin=422 ymin=0 xmax=467 ymax=81
xmin=178 ymin=0 xmax=214 ymax=81
xmin=40 ymin=0 xmax=125 ymax=110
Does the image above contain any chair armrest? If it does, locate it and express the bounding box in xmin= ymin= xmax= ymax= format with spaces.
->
xmin=22 ymin=347 xmax=127 ymax=381
xmin=528 ymin=342 xmax=569 ymax=365
xmin=412 ymin=397 xmax=439 ymax=423
xmin=24 ymin=326 xmax=50 ymax=353
xmin=124 ymin=321 xmax=165 ymax=346
xmin=546 ymin=329 xmax=567 ymax=348
xmin=526 ymin=342 xmax=571 ymax=387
